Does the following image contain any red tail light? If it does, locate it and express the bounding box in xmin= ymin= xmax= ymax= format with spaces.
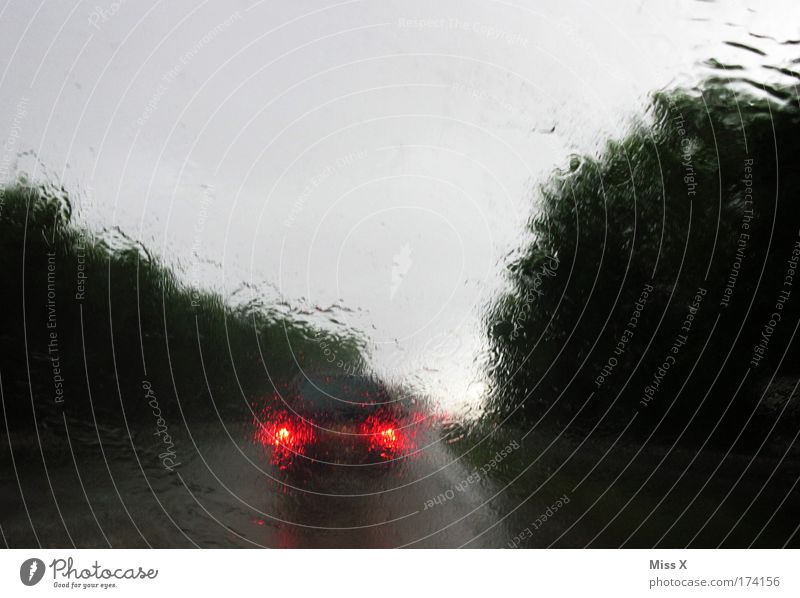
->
xmin=254 ymin=411 xmax=314 ymax=468
xmin=378 ymin=427 xmax=399 ymax=449
xmin=361 ymin=415 xmax=413 ymax=459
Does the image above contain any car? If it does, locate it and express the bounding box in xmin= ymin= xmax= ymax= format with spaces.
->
xmin=252 ymin=372 xmax=426 ymax=469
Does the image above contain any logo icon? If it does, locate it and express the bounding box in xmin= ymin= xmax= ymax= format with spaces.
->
xmin=20 ymin=558 xmax=45 ymax=586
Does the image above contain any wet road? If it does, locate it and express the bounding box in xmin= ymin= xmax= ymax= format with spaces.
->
xmin=1 ymin=417 xmax=511 ymax=548
xmin=4 ymin=409 xmax=799 ymax=548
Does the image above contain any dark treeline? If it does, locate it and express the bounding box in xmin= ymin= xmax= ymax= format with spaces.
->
xmin=0 ymin=182 xmax=366 ymax=431
xmin=487 ymin=80 xmax=800 ymax=446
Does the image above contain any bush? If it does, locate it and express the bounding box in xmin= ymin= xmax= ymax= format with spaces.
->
xmin=486 ymin=82 xmax=800 ymax=443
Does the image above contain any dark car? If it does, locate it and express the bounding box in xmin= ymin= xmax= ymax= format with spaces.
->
xmin=252 ymin=373 xmax=426 ymax=468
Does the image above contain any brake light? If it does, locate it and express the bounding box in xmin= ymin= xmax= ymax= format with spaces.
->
xmin=380 ymin=427 xmax=398 ymax=447
xmin=253 ymin=409 xmax=314 ymax=467
xmin=361 ymin=416 xmax=413 ymax=459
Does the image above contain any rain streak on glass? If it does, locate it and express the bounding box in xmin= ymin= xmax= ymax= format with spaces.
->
xmin=0 ymin=0 xmax=799 ymax=548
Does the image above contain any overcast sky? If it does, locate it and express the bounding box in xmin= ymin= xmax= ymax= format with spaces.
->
xmin=1 ymin=0 xmax=796 ymax=411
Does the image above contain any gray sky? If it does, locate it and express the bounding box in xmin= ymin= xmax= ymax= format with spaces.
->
xmin=1 ymin=0 xmax=797 ymax=412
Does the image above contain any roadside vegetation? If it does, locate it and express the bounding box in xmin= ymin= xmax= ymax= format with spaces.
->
xmin=0 ymin=181 xmax=366 ymax=430
xmin=483 ymin=79 xmax=800 ymax=447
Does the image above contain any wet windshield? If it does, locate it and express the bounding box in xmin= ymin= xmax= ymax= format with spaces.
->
xmin=1 ymin=0 xmax=799 ymax=549
xmin=292 ymin=375 xmax=395 ymax=414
